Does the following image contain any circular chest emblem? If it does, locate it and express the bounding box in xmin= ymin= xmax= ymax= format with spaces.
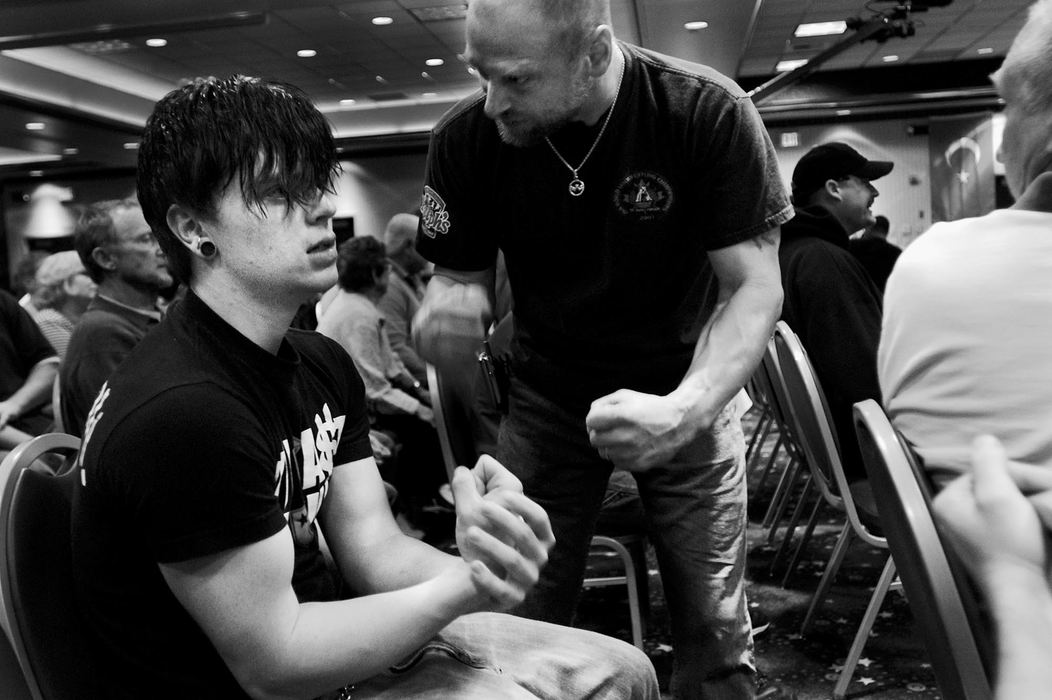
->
xmin=613 ymin=171 xmax=674 ymax=222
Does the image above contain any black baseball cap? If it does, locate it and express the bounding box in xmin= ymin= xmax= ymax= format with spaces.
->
xmin=791 ymin=142 xmax=893 ymax=203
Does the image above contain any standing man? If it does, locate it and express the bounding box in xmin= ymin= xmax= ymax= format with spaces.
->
xmin=780 ymin=142 xmax=891 ymax=483
xmin=413 ymin=1 xmax=790 ymax=697
xmin=377 ymin=212 xmax=430 ymax=385
xmin=61 ymin=199 xmax=173 ymax=436
xmin=71 ymin=74 xmax=657 ymax=699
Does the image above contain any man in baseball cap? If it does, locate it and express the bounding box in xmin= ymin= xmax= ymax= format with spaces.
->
xmin=791 ymin=142 xmax=893 ymax=232
xmin=779 ymin=142 xmax=894 ymax=484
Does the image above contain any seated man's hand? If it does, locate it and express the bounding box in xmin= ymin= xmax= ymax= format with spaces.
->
xmin=586 ymin=389 xmax=698 ymax=471
xmin=450 ymin=457 xmax=554 ymax=612
xmin=934 ymin=435 xmax=1052 ymax=587
xmin=0 ymin=399 xmax=19 ymax=431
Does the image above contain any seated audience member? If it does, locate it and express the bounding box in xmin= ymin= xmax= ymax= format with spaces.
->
xmin=0 ymin=288 xmax=58 ymax=450
xmin=12 ymin=250 xmax=48 ymax=317
xmin=779 ymin=142 xmax=891 ymax=481
xmin=31 ymin=250 xmax=97 ymax=358
xmin=377 ymin=212 xmax=429 ymax=385
xmin=317 ymin=236 xmax=448 ymax=523
xmin=61 ymin=199 xmax=173 ymax=436
xmin=848 ymin=214 xmax=901 ymax=293
xmin=71 ymin=74 xmax=657 ymax=700
xmin=934 ymin=434 xmax=1052 ymax=700
xmin=879 ymin=0 xmax=1052 ymax=485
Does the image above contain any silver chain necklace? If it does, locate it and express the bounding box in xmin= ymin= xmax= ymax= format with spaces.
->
xmin=544 ymin=55 xmax=625 ymax=197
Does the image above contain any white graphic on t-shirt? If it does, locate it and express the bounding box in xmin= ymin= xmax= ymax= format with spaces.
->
xmin=75 ymin=382 xmax=112 ymax=477
xmin=274 ymin=403 xmax=346 ymax=546
xmin=420 ymin=185 xmax=451 ymax=238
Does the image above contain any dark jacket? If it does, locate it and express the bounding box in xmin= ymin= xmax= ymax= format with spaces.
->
xmin=778 ymin=206 xmax=883 ymax=482
xmin=849 ymin=234 xmax=902 ymax=293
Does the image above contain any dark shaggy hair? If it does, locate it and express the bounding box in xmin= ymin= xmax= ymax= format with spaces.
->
xmin=337 ymin=236 xmax=387 ymax=293
xmin=136 ymin=75 xmax=340 ymax=284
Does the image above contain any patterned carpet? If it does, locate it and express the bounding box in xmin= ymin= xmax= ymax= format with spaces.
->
xmin=574 ymin=408 xmax=946 ymax=700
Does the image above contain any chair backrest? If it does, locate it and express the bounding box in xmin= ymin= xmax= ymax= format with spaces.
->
xmin=853 ymin=399 xmax=993 ymax=700
xmin=773 ymin=322 xmax=882 ymax=546
xmin=426 ymin=362 xmax=480 ymax=481
xmin=51 ymin=374 xmax=64 ymax=434
xmin=0 ymin=433 xmax=97 ymax=699
xmin=754 ymin=339 xmax=803 ymax=453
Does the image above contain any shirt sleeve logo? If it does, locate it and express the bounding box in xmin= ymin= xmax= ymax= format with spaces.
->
xmin=613 ymin=171 xmax=674 ymax=223
xmin=420 ymin=185 xmax=451 ymax=239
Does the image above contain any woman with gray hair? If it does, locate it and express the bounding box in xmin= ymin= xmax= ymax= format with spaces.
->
xmin=31 ymin=250 xmax=96 ymax=358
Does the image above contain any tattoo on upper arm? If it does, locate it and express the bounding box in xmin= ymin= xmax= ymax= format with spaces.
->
xmin=752 ymin=229 xmax=779 ymax=250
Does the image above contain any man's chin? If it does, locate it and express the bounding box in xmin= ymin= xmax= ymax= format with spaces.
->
xmin=496 ymin=120 xmax=546 ymax=148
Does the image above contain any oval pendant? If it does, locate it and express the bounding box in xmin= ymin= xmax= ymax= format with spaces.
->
xmin=569 ymin=178 xmax=585 ymax=197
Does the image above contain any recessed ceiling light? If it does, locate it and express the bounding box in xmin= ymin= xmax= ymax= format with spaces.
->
xmin=422 ymin=92 xmax=437 ymax=98
xmin=29 ymin=170 xmax=44 ymax=177
xmin=375 ymin=75 xmax=387 ymax=84
xmin=372 ymin=16 xmax=393 ymax=25
xmin=63 ymin=147 xmax=79 ymax=156
xmin=425 ymin=58 xmax=445 ymax=67
xmin=794 ymin=21 xmax=848 ymax=37
xmin=340 ymin=98 xmax=357 ymax=105
xmin=421 ymin=71 xmax=432 ymax=80
xmin=684 ymin=21 xmax=709 ymax=31
xmin=297 ymin=49 xmax=317 ymax=58
xmin=25 ymin=122 xmax=45 ymax=131
xmin=123 ymin=142 xmax=139 ymax=150
xmin=977 ymin=47 xmax=994 ymax=55
xmin=146 ymin=38 xmax=167 ymax=47
xmin=836 ymin=109 xmax=852 ymax=116
xmin=882 ymin=54 xmax=899 ymax=63
xmin=775 ymin=59 xmax=808 ymax=72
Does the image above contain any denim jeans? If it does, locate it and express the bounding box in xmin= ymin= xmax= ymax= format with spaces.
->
xmin=339 ymin=612 xmax=659 ymax=699
xmin=497 ymin=376 xmax=755 ymax=700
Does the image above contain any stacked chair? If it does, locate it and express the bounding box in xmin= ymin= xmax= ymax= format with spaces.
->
xmin=768 ymin=321 xmax=897 ymax=699
xmin=0 ymin=432 xmax=95 ymax=699
xmin=852 ymin=399 xmax=993 ymax=700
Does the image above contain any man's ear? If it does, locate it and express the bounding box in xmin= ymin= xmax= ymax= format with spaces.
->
xmin=91 ymin=246 xmax=117 ymax=273
xmin=584 ymin=24 xmax=615 ymax=78
xmin=166 ymin=203 xmax=203 ymax=251
xmin=823 ymin=178 xmax=843 ymax=201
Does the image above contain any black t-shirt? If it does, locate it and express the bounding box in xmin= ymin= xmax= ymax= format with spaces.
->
xmin=419 ymin=42 xmax=792 ymax=401
xmin=71 ymin=292 xmax=372 ymax=699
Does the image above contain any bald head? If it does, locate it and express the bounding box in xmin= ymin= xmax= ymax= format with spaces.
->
xmin=383 ymin=213 xmax=421 ymax=254
xmin=469 ymin=0 xmax=611 ymax=59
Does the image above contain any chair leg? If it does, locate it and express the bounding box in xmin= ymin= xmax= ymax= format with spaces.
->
xmin=769 ymin=475 xmax=815 ymax=577
xmin=746 ymin=411 xmax=773 ymax=465
xmin=800 ymin=522 xmax=853 ymax=634
xmin=760 ymin=435 xmax=789 ymax=527
xmin=750 ymin=420 xmax=780 ymax=493
xmin=833 ymin=555 xmax=897 ymax=700
xmin=765 ymin=456 xmax=803 ymax=545
xmin=780 ymin=494 xmax=825 ymax=588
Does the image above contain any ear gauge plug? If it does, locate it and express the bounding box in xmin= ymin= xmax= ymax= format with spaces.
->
xmin=196 ymin=239 xmax=217 ymax=258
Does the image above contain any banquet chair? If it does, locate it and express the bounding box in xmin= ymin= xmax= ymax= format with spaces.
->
xmin=751 ymin=340 xmax=807 ymax=546
xmin=772 ymin=322 xmax=898 ymax=700
xmin=853 ymin=399 xmax=994 ymax=700
xmin=425 ymin=361 xmax=649 ymax=649
xmin=0 ymin=432 xmax=96 ymax=700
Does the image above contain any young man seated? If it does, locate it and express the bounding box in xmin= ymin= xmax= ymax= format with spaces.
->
xmin=70 ymin=75 xmax=658 ymax=700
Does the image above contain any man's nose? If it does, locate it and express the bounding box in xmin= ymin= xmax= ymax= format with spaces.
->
xmin=482 ymin=82 xmax=509 ymax=120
